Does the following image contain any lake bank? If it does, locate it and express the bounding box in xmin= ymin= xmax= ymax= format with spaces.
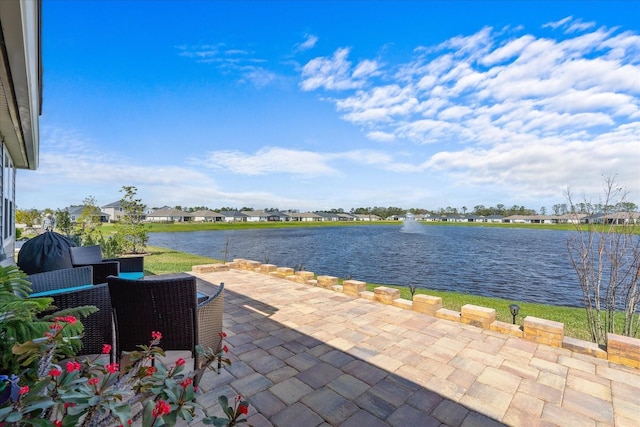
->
xmin=143 ymin=245 xmax=598 ymax=341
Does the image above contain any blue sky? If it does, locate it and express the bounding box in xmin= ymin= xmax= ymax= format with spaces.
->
xmin=17 ymin=1 xmax=640 ymax=212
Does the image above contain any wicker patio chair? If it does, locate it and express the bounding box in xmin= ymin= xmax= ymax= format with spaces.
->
xmin=107 ymin=275 xmax=224 ymax=383
xmin=27 ymin=266 xmax=94 ymax=293
xmin=196 ymin=283 xmax=225 ymax=370
xmin=69 ymin=245 xmax=120 ymax=284
xmin=107 ymin=255 xmax=144 ymax=279
xmin=28 ymin=281 xmax=113 ymax=359
xmin=107 ymin=275 xmax=197 ymax=361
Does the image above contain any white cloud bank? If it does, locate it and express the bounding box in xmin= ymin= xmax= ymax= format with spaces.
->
xmin=294 ymin=17 xmax=640 ymax=203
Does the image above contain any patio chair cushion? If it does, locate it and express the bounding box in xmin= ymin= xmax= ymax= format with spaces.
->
xmin=27 ymin=266 xmax=94 ymax=294
xmin=30 ymin=284 xmax=93 ymax=298
xmin=118 ymin=272 xmax=144 ymax=280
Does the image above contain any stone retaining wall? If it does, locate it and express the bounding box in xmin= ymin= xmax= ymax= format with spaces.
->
xmin=193 ymin=259 xmax=639 ymax=369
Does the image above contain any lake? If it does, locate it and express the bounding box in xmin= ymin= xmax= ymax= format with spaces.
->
xmin=148 ymin=223 xmax=585 ymax=307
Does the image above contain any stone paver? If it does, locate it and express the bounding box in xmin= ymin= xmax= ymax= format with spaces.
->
xmin=186 ymin=268 xmax=640 ymax=426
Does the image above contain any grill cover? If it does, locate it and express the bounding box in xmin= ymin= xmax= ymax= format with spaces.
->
xmin=17 ymin=232 xmax=76 ymax=275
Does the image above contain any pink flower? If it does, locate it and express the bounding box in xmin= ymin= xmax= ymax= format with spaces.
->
xmin=88 ymin=377 xmax=99 ymax=386
xmin=180 ymin=378 xmax=193 ymax=388
xmin=102 ymin=344 xmax=112 ymax=354
xmin=175 ymin=358 xmax=186 ymax=367
xmin=145 ymin=366 xmax=157 ymax=376
xmin=105 ymin=363 xmax=119 ymax=374
xmin=223 ymin=345 xmax=229 ymax=353
xmin=19 ymin=386 xmax=29 ymax=395
xmin=49 ymin=368 xmax=62 ymax=377
xmin=151 ymin=331 xmax=162 ymax=341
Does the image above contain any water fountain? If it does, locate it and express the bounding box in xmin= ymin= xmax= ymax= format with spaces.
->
xmin=400 ymin=213 xmax=427 ymax=234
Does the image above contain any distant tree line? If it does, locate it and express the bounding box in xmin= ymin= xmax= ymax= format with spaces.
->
xmin=21 ymin=200 xmax=639 ymax=225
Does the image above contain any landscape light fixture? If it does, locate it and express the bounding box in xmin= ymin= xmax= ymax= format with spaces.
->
xmin=408 ymin=284 xmax=417 ymax=299
xmin=509 ymin=304 xmax=520 ymax=325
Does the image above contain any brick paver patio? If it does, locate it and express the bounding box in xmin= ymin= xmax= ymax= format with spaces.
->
xmin=185 ymin=268 xmax=640 ymax=427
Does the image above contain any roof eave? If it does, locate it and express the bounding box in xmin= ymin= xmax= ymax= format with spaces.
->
xmin=0 ymin=0 xmax=42 ymax=170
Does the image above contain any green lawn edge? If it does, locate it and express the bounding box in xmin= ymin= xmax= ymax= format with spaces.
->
xmin=143 ymin=244 xmax=623 ymax=343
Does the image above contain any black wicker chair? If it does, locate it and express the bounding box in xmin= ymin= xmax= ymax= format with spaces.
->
xmin=69 ymin=246 xmax=120 ymax=285
xmin=41 ymin=284 xmax=113 ymax=359
xmin=27 ymin=266 xmax=94 ymax=293
xmin=107 ymin=275 xmax=224 ymax=381
xmin=109 ymin=256 xmax=145 ymax=279
xmin=27 ymin=268 xmax=113 ymax=359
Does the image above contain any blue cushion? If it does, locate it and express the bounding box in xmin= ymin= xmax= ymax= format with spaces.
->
xmin=31 ymin=284 xmax=94 ymax=298
xmin=197 ymin=292 xmax=208 ymax=303
xmin=119 ymin=272 xmax=144 ymax=280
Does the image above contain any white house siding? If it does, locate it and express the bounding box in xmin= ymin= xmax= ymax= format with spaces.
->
xmin=0 ymin=1 xmax=42 ymax=265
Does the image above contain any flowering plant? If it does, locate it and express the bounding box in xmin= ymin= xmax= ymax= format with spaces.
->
xmin=0 ymin=316 xmax=248 ymax=427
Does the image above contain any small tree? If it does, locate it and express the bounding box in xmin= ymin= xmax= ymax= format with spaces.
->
xmin=15 ymin=209 xmax=39 ymax=228
xmin=566 ymin=175 xmax=640 ymax=346
xmin=116 ymin=186 xmax=148 ymax=254
xmin=55 ymin=209 xmax=73 ymax=237
xmin=75 ymin=196 xmax=103 ymax=246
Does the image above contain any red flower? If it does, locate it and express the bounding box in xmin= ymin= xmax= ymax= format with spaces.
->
xmin=53 ymin=315 xmax=77 ymax=324
xmin=102 ymin=344 xmax=112 ymax=354
xmin=66 ymin=361 xmax=81 ymax=372
xmin=49 ymin=368 xmax=62 ymax=377
xmin=219 ymin=331 xmax=227 ymax=338
xmin=52 ymin=421 xmax=63 ymax=427
xmin=180 ymin=378 xmax=193 ymax=388
xmin=223 ymin=345 xmax=229 ymax=353
xmin=105 ymin=363 xmax=119 ymax=374
xmin=238 ymin=403 xmax=249 ymax=415
xmin=19 ymin=386 xmax=29 ymax=395
xmin=175 ymin=358 xmax=186 ymax=367
xmin=151 ymin=331 xmax=162 ymax=341
xmin=88 ymin=377 xmax=99 ymax=386
xmin=64 ymin=402 xmax=77 ymax=408
xmin=152 ymin=400 xmax=171 ymax=418
xmin=145 ymin=366 xmax=157 ymax=376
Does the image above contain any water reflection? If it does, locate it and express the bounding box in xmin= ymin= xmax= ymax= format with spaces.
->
xmin=148 ymin=225 xmax=583 ymax=307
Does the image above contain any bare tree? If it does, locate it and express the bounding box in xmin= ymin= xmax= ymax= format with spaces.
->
xmin=566 ymin=176 xmax=640 ymax=346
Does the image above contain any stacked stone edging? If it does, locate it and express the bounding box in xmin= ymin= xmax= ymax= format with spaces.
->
xmin=194 ymin=258 xmax=640 ymax=369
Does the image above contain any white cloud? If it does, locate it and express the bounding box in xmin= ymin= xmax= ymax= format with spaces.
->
xmin=201 ymin=147 xmax=339 ymax=176
xmin=295 ymin=34 xmax=318 ymax=52
xmin=300 ymin=48 xmax=372 ymax=91
xmin=367 ymin=131 xmax=395 ymax=142
xmin=542 ymin=16 xmax=574 ymax=30
xmin=296 ymin=22 xmax=640 ymax=204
